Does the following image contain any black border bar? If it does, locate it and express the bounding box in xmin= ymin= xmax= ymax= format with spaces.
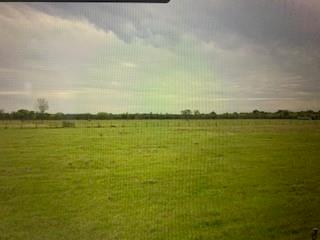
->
xmin=1 ymin=0 xmax=170 ymax=2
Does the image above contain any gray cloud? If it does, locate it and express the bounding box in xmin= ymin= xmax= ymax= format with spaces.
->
xmin=26 ymin=1 xmax=320 ymax=47
xmin=0 ymin=1 xmax=319 ymax=113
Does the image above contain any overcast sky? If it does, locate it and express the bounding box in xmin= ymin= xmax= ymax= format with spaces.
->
xmin=0 ymin=0 xmax=319 ymax=113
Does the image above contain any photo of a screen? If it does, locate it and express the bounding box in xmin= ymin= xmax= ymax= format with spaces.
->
xmin=0 ymin=1 xmax=320 ymax=239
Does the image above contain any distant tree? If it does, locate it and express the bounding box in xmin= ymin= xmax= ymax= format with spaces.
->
xmin=54 ymin=112 xmax=65 ymax=120
xmin=276 ymin=110 xmax=290 ymax=119
xmin=14 ymin=109 xmax=34 ymax=121
xmin=121 ymin=112 xmax=129 ymax=120
xmin=0 ymin=109 xmax=4 ymax=120
xmin=209 ymin=111 xmax=217 ymax=119
xmin=252 ymin=109 xmax=260 ymax=114
xmin=0 ymin=110 xmax=10 ymax=120
xmin=97 ymin=112 xmax=111 ymax=120
xmin=37 ymin=98 xmax=49 ymax=114
xmin=252 ymin=109 xmax=261 ymax=119
xmin=231 ymin=112 xmax=239 ymax=119
xmin=194 ymin=110 xmax=200 ymax=116
xmin=181 ymin=109 xmax=192 ymax=115
xmin=181 ymin=109 xmax=192 ymax=119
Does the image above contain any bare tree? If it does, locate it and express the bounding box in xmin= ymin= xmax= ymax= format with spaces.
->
xmin=37 ymin=98 xmax=49 ymax=114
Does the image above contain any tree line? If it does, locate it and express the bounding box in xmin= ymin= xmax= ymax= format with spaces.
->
xmin=1 ymin=109 xmax=320 ymax=121
xmin=0 ymin=98 xmax=319 ymax=120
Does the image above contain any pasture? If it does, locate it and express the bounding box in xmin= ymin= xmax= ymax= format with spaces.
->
xmin=0 ymin=120 xmax=320 ymax=240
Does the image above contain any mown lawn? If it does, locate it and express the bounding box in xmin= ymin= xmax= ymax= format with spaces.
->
xmin=0 ymin=120 xmax=320 ymax=240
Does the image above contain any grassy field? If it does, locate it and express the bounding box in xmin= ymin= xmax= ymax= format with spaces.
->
xmin=0 ymin=120 xmax=320 ymax=240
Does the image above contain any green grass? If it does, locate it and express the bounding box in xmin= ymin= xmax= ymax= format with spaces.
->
xmin=0 ymin=120 xmax=320 ymax=240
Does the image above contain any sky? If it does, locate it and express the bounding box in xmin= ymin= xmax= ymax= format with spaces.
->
xmin=0 ymin=0 xmax=319 ymax=114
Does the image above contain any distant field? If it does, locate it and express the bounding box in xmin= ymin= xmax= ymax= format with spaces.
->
xmin=0 ymin=120 xmax=320 ymax=240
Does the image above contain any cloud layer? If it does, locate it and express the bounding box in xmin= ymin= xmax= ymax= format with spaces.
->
xmin=0 ymin=1 xmax=319 ymax=113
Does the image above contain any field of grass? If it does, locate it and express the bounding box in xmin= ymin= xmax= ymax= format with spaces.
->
xmin=0 ymin=120 xmax=320 ymax=240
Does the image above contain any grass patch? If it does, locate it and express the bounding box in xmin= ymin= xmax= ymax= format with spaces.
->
xmin=0 ymin=120 xmax=320 ymax=240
